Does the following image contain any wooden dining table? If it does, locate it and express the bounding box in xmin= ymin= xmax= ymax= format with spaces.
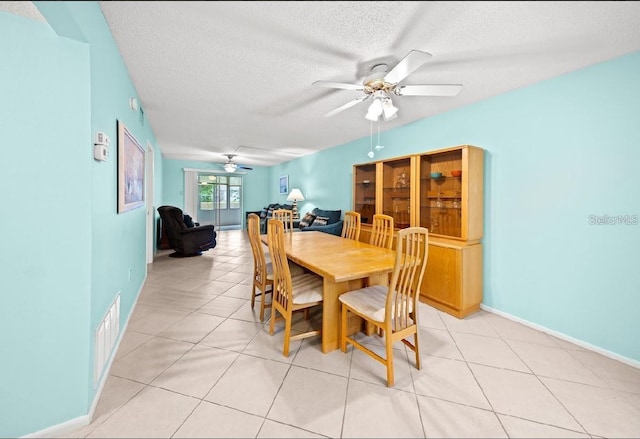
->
xmin=260 ymin=230 xmax=396 ymax=353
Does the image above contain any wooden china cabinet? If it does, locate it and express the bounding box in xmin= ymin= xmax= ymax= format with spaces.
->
xmin=353 ymin=145 xmax=484 ymax=318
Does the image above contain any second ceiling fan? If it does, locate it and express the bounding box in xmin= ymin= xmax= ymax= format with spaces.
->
xmin=313 ymin=50 xmax=462 ymax=121
xmin=217 ymin=154 xmax=253 ymax=173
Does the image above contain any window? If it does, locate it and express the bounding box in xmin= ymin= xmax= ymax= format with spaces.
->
xmin=216 ymin=183 xmax=228 ymax=210
xmin=229 ymin=176 xmax=241 ymax=210
xmin=199 ymin=175 xmax=219 ymax=211
xmin=198 ymin=174 xmax=242 ymax=210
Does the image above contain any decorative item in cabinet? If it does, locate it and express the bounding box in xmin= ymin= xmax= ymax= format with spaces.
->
xmin=353 ymin=163 xmax=377 ymax=224
xmin=382 ymin=156 xmax=413 ymax=229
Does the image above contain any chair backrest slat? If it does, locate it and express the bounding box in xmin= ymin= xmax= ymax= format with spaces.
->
xmin=369 ymin=214 xmax=394 ymax=249
xmin=267 ymin=219 xmax=293 ymax=311
xmin=247 ymin=213 xmax=268 ymax=284
xmin=273 ymin=209 xmax=294 ymax=233
xmin=342 ymin=211 xmax=361 ymax=241
xmin=387 ymin=227 xmax=429 ymax=332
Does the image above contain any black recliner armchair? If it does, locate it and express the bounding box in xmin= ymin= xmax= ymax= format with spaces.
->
xmin=157 ymin=205 xmax=217 ymax=257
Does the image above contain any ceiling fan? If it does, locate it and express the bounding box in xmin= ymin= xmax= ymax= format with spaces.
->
xmin=313 ymin=50 xmax=463 ymax=121
xmin=216 ymin=154 xmax=253 ymax=173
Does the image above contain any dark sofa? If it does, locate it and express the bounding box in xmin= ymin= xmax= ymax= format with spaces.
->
xmin=298 ymin=207 xmax=343 ymax=236
xmin=257 ymin=204 xmax=343 ymax=236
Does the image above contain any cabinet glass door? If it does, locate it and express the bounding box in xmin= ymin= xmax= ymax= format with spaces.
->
xmin=419 ymin=149 xmax=463 ymax=238
xmin=353 ymin=163 xmax=377 ymax=224
xmin=382 ymin=157 xmax=411 ymax=229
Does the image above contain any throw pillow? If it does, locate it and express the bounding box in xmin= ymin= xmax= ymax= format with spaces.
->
xmin=312 ymin=208 xmax=341 ymax=225
xmin=311 ymin=216 xmax=330 ymax=226
xmin=299 ymin=212 xmax=317 ymax=228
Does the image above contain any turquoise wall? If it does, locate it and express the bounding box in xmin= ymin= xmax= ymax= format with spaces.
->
xmin=0 ymin=3 xmax=164 ymax=437
xmin=0 ymin=12 xmax=92 ymax=435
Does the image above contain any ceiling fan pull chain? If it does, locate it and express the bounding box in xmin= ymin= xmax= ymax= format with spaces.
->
xmin=368 ymin=119 xmax=375 ymax=158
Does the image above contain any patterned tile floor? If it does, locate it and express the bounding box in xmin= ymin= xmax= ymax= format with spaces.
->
xmin=63 ymin=230 xmax=640 ymax=438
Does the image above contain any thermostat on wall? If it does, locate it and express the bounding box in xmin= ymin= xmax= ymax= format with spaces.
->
xmin=94 ymin=144 xmax=109 ymax=161
xmin=94 ymin=131 xmax=110 ymax=161
xmin=95 ymin=131 xmax=110 ymax=146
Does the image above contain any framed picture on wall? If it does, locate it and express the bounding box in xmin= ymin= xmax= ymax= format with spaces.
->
xmin=117 ymin=120 xmax=145 ymax=213
xmin=279 ymin=175 xmax=289 ymax=195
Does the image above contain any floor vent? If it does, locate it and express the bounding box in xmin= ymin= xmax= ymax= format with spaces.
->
xmin=94 ymin=294 xmax=120 ymax=385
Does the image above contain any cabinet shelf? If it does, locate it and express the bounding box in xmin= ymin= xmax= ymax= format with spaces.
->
xmin=383 ymin=186 xmax=410 ymax=191
xmin=422 ymin=206 xmax=461 ymax=211
xmin=424 ymin=191 xmax=461 ymax=199
xmin=421 ymin=176 xmax=461 ymax=181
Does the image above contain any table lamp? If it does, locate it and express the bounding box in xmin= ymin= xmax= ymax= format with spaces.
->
xmin=286 ymin=188 xmax=305 ymax=220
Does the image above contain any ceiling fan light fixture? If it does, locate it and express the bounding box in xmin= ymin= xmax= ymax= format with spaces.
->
xmin=224 ymin=162 xmax=237 ymax=173
xmin=365 ymin=97 xmax=383 ymax=121
xmin=381 ymin=98 xmax=398 ymax=121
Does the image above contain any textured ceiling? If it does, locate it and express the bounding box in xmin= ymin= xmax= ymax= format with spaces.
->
xmin=8 ymin=1 xmax=640 ymax=167
xmin=0 ymin=1 xmax=45 ymax=22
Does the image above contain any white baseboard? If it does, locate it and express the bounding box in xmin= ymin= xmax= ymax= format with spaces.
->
xmin=21 ymin=414 xmax=91 ymax=439
xmin=23 ymin=275 xmax=147 ymax=438
xmin=480 ymin=304 xmax=640 ymax=369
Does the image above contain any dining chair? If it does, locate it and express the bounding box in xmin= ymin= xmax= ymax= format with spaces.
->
xmin=339 ymin=226 xmax=429 ymax=386
xmin=273 ymin=209 xmax=295 ymax=233
xmin=369 ymin=213 xmax=395 ymax=249
xmin=267 ymin=218 xmax=323 ymax=357
xmin=247 ymin=214 xmax=304 ymax=321
xmin=341 ymin=211 xmax=361 ymax=241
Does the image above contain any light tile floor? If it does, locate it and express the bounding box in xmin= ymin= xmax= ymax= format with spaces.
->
xmin=63 ymin=230 xmax=640 ymax=438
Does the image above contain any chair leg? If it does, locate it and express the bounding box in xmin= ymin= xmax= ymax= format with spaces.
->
xmin=283 ymin=312 xmax=292 ymax=357
xmin=385 ymin=332 xmax=394 ymax=387
xmin=251 ymin=284 xmax=256 ymax=309
xmin=260 ymin=285 xmax=267 ymax=322
xmin=269 ymin=307 xmax=277 ymax=335
xmin=259 ymin=286 xmax=266 ymax=322
xmin=340 ymin=304 xmax=348 ymax=352
xmin=413 ymin=328 xmax=421 ymax=370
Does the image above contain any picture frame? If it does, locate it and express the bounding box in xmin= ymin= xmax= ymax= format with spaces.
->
xmin=117 ymin=120 xmax=145 ymax=213
xmin=279 ymin=175 xmax=289 ymax=195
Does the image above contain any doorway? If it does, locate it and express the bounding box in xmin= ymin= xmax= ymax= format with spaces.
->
xmin=145 ymin=142 xmax=155 ymax=264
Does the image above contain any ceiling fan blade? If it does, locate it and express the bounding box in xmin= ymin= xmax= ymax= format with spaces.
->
xmin=239 ymin=165 xmax=253 ymax=170
xmin=323 ymin=96 xmax=370 ymax=117
xmin=383 ymin=50 xmax=432 ymax=84
xmin=313 ymin=80 xmax=365 ymax=91
xmin=395 ymin=84 xmax=463 ymax=97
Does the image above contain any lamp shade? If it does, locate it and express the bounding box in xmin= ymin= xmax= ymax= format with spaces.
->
xmin=286 ymin=188 xmax=305 ymax=201
xmin=224 ymin=163 xmax=237 ymax=173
